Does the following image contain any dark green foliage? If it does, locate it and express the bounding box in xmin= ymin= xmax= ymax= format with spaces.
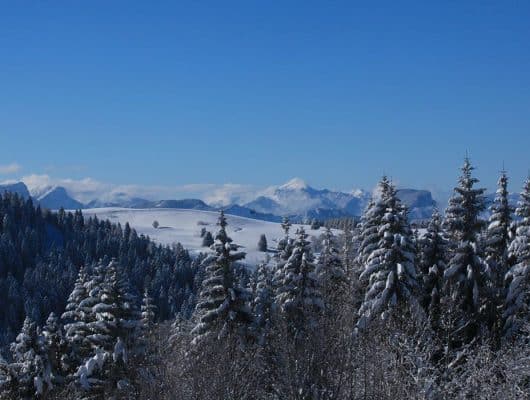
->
xmin=0 ymin=193 xmax=197 ymax=347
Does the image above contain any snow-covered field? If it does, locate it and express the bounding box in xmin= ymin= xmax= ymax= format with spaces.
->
xmin=81 ymin=208 xmax=328 ymax=266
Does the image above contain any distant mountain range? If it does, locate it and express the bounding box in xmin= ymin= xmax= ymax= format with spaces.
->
xmin=1 ymin=178 xmax=517 ymax=223
xmin=0 ymin=178 xmax=436 ymax=222
xmin=32 ymin=186 xmax=84 ymax=210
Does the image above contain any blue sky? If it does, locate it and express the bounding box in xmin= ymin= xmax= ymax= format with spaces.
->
xmin=1 ymin=1 xmax=529 ymax=198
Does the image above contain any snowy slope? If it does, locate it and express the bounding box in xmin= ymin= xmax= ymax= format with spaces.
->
xmin=81 ymin=208 xmax=328 ymax=266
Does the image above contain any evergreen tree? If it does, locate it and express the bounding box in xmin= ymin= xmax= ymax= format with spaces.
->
xmin=355 ymin=178 xmax=392 ymax=269
xmin=41 ymin=312 xmax=65 ymax=385
xmin=191 ymin=211 xmax=253 ymax=344
xmin=277 ymin=216 xmax=293 ymax=261
xmin=317 ymin=228 xmax=348 ymax=312
xmin=201 ymin=231 xmax=214 ymax=247
xmin=485 ymin=170 xmax=513 ymax=283
xmin=86 ymin=260 xmax=140 ymax=352
xmin=503 ymin=177 xmax=530 ymax=338
xmin=274 ymin=227 xmax=323 ymax=330
xmin=442 ymin=157 xmax=487 ymax=346
xmin=356 ymin=179 xmax=419 ymax=332
xmin=484 ymin=170 xmax=513 ymax=344
xmin=140 ymin=289 xmax=157 ymax=338
xmin=6 ymin=317 xmax=51 ymax=398
xmin=257 ymin=234 xmax=268 ymax=252
xmin=252 ymin=262 xmax=275 ymax=345
xmin=418 ymin=209 xmax=447 ymax=329
xmin=310 ymin=219 xmax=321 ymax=230
xmin=63 ymin=260 xmax=140 ymax=395
xmin=61 ymin=266 xmax=94 ymax=373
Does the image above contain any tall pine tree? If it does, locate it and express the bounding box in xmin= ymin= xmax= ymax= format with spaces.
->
xmin=277 ymin=216 xmax=293 ymax=262
xmin=442 ymin=157 xmax=487 ymax=347
xmin=317 ymin=228 xmax=348 ymax=313
xmin=191 ymin=211 xmax=253 ymax=344
xmin=484 ymin=170 xmax=513 ymax=345
xmin=356 ymin=178 xmax=419 ymax=331
xmin=503 ymin=177 xmax=530 ymax=338
xmin=252 ymin=262 xmax=275 ymax=346
xmin=418 ymin=209 xmax=447 ymax=330
xmin=6 ymin=318 xmax=51 ymax=398
xmin=61 ymin=266 xmax=94 ymax=373
xmin=274 ymin=227 xmax=323 ymax=331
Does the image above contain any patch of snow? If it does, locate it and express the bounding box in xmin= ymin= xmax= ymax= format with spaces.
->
xmin=80 ymin=208 xmax=330 ymax=267
xmin=278 ymin=177 xmax=309 ymax=191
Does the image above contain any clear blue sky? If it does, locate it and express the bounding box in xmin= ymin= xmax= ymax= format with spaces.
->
xmin=1 ymin=1 xmax=529 ymax=193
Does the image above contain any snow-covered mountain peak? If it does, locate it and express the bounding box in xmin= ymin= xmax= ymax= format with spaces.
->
xmin=33 ymin=186 xmax=84 ymax=210
xmin=30 ymin=185 xmax=59 ymax=199
xmin=278 ymin=177 xmax=309 ymax=191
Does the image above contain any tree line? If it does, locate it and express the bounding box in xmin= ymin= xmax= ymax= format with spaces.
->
xmin=135 ymin=158 xmax=530 ymax=399
xmin=0 ymin=194 xmax=201 ymax=398
xmin=1 ymin=157 xmax=530 ymax=398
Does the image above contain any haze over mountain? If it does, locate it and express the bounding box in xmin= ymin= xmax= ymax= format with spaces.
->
xmin=0 ymin=177 xmax=446 ymax=222
xmin=3 ymin=176 xmax=520 ymax=223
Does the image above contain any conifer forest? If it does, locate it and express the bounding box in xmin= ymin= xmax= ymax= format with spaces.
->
xmin=0 ymin=158 xmax=529 ymax=399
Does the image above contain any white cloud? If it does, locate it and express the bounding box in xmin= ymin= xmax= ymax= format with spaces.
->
xmin=0 ymin=163 xmax=21 ymax=174
xmin=21 ymin=174 xmax=110 ymax=201
xmin=3 ymin=173 xmax=373 ymax=208
xmin=202 ymin=184 xmax=259 ymax=206
xmin=9 ymin=174 xmax=260 ymax=206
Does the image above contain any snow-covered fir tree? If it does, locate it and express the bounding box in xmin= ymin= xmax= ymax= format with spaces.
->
xmin=356 ymin=178 xmax=420 ymax=332
xmin=274 ymin=227 xmax=323 ymax=331
xmin=252 ymin=262 xmax=275 ymax=345
xmin=59 ymin=259 xmax=141 ymax=395
xmin=5 ymin=318 xmax=51 ymax=398
xmin=418 ymin=209 xmax=447 ymax=329
xmin=317 ymin=227 xmax=348 ymax=312
xmin=41 ymin=312 xmax=65 ymax=386
xmin=503 ymin=177 xmax=530 ymax=338
xmin=277 ymin=216 xmax=294 ymax=262
xmin=65 ymin=260 xmax=140 ymax=396
xmin=140 ymin=289 xmax=157 ymax=337
xmin=191 ymin=211 xmax=253 ymax=344
xmin=61 ymin=266 xmax=94 ymax=373
xmin=355 ymin=178 xmax=392 ymax=269
xmin=485 ymin=170 xmax=513 ymax=284
xmin=86 ymin=260 xmax=140 ymax=352
xmin=484 ymin=170 xmax=513 ymax=344
xmin=442 ymin=157 xmax=487 ymax=346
